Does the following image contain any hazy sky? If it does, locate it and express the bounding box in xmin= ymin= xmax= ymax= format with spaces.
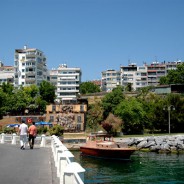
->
xmin=0 ymin=0 xmax=184 ymax=81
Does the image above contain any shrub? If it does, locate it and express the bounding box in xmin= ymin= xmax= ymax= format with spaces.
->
xmin=49 ymin=125 xmax=64 ymax=137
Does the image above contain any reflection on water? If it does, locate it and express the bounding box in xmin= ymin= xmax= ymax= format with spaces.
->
xmin=72 ymin=151 xmax=184 ymax=184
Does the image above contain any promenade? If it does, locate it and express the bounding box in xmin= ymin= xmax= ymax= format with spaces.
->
xmin=0 ymin=143 xmax=59 ymax=184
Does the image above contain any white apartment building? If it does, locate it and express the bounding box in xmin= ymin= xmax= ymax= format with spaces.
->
xmin=120 ymin=63 xmax=147 ymax=90
xmin=50 ymin=64 xmax=81 ymax=103
xmin=14 ymin=45 xmax=47 ymax=88
xmin=165 ymin=60 xmax=182 ymax=73
xmin=101 ymin=69 xmax=121 ymax=92
xmin=0 ymin=61 xmax=14 ymax=85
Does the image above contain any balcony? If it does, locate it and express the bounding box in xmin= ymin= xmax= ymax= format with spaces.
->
xmin=26 ymin=52 xmax=36 ymax=57
xmin=26 ymin=72 xmax=35 ymax=77
xmin=25 ymin=78 xmax=36 ymax=82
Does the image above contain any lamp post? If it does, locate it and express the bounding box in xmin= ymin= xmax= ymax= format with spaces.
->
xmin=163 ymin=105 xmax=175 ymax=134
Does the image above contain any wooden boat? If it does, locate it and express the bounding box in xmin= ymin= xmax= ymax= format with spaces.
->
xmin=80 ymin=133 xmax=136 ymax=160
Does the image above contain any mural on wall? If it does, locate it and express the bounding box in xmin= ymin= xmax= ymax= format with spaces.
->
xmin=56 ymin=114 xmax=76 ymax=131
xmin=61 ymin=105 xmax=73 ymax=113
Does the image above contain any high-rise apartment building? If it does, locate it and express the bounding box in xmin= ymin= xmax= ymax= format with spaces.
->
xmin=165 ymin=60 xmax=182 ymax=73
xmin=101 ymin=69 xmax=121 ymax=92
xmin=102 ymin=61 xmax=183 ymax=92
xmin=49 ymin=64 xmax=81 ymax=103
xmin=120 ymin=63 xmax=147 ymax=90
xmin=146 ymin=62 xmax=166 ymax=86
xmin=14 ymin=45 xmax=47 ymax=88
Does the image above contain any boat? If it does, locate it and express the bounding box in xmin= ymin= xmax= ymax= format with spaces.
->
xmin=80 ymin=133 xmax=136 ymax=160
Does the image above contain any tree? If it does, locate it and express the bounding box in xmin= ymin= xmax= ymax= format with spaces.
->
xmin=39 ymin=81 xmax=56 ymax=103
xmin=125 ymin=83 xmax=133 ymax=92
xmin=1 ymin=82 xmax=14 ymax=94
xmin=79 ymin=82 xmax=100 ymax=94
xmin=159 ymin=62 xmax=184 ymax=84
xmin=115 ymin=98 xmax=146 ymax=134
xmin=101 ymin=86 xmax=125 ymax=118
xmin=0 ymin=89 xmax=7 ymax=118
xmin=86 ymin=102 xmax=103 ymax=132
xmin=23 ymin=85 xmax=39 ymax=99
xmin=102 ymin=113 xmax=122 ymax=134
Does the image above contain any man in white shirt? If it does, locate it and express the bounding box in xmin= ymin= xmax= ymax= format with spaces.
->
xmin=19 ymin=120 xmax=28 ymax=150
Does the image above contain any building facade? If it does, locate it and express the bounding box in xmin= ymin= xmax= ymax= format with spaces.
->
xmin=121 ymin=63 xmax=148 ymax=90
xmin=101 ymin=61 xmax=183 ymax=92
xmin=45 ymin=103 xmax=87 ymax=132
xmin=101 ymin=69 xmax=121 ymax=92
xmin=49 ymin=64 xmax=81 ymax=103
xmin=14 ymin=45 xmax=47 ymax=88
xmin=0 ymin=61 xmax=14 ymax=85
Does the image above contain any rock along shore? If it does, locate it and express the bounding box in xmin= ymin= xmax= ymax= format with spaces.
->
xmin=115 ymin=135 xmax=184 ymax=153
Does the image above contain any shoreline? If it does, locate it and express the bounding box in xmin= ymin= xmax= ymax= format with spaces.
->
xmin=63 ymin=134 xmax=184 ymax=153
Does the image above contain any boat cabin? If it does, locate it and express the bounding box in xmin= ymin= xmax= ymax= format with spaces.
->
xmin=86 ymin=133 xmax=119 ymax=148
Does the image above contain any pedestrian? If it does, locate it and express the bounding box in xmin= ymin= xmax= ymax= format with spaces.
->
xmin=28 ymin=122 xmax=37 ymax=149
xmin=19 ymin=120 xmax=28 ymax=150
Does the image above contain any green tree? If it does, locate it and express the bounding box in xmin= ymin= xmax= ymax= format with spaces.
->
xmin=115 ymin=98 xmax=145 ymax=134
xmin=0 ymin=89 xmax=7 ymax=118
xmin=125 ymin=83 xmax=133 ymax=92
xmin=39 ymin=81 xmax=56 ymax=103
xmin=101 ymin=86 xmax=125 ymax=118
xmin=24 ymin=85 xmax=39 ymax=99
xmin=9 ymin=88 xmax=30 ymax=115
xmin=86 ymin=102 xmax=103 ymax=132
xmin=160 ymin=62 xmax=184 ymax=84
xmin=1 ymin=82 xmax=14 ymax=94
xmin=162 ymin=94 xmax=184 ymax=132
xmin=79 ymin=82 xmax=100 ymax=94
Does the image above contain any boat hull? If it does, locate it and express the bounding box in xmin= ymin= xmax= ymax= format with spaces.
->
xmin=80 ymin=146 xmax=135 ymax=160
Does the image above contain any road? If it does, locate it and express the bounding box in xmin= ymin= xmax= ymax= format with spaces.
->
xmin=0 ymin=144 xmax=59 ymax=184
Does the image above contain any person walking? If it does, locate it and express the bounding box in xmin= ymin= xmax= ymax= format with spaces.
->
xmin=19 ymin=120 xmax=28 ymax=150
xmin=28 ymin=122 xmax=37 ymax=149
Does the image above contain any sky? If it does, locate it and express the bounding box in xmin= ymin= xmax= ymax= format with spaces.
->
xmin=0 ymin=0 xmax=184 ymax=82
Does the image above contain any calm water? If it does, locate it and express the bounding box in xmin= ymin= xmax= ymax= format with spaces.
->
xmin=72 ymin=151 xmax=184 ymax=184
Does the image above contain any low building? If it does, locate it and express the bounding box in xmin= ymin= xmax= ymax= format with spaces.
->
xmin=0 ymin=61 xmax=14 ymax=85
xmin=45 ymin=102 xmax=87 ymax=132
xmin=153 ymin=84 xmax=184 ymax=94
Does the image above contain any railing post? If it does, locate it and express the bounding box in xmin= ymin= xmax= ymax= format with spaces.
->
xmin=64 ymin=162 xmax=85 ymax=184
xmin=11 ymin=133 xmax=17 ymax=144
xmin=60 ymin=151 xmax=74 ymax=184
xmin=56 ymin=145 xmax=68 ymax=177
xmin=40 ymin=134 xmax=46 ymax=147
xmin=1 ymin=133 xmax=5 ymax=144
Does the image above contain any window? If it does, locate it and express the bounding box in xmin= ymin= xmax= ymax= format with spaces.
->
xmin=80 ymin=105 xmax=84 ymax=112
xmin=77 ymin=116 xmax=82 ymax=123
xmin=52 ymin=105 xmax=56 ymax=111
xmin=50 ymin=116 xmax=54 ymax=122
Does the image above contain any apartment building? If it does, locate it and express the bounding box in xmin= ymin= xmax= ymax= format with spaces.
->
xmin=101 ymin=69 xmax=121 ymax=92
xmin=120 ymin=63 xmax=147 ymax=90
xmin=165 ymin=60 xmax=182 ymax=73
xmin=14 ymin=45 xmax=47 ymax=88
xmin=0 ymin=61 xmax=14 ymax=85
xmin=50 ymin=64 xmax=81 ymax=103
xmin=104 ymin=61 xmax=183 ymax=92
xmin=146 ymin=62 xmax=166 ymax=86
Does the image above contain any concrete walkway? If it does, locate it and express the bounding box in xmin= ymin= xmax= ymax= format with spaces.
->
xmin=0 ymin=144 xmax=59 ymax=184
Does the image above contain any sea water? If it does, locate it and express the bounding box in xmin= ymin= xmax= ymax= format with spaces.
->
xmin=72 ymin=151 xmax=184 ymax=184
